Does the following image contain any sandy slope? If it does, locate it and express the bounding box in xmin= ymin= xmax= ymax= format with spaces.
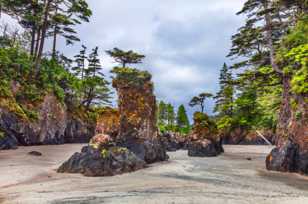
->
xmin=1 ymin=145 xmax=308 ymax=204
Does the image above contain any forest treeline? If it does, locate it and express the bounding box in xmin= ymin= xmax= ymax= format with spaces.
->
xmin=211 ymin=0 xmax=307 ymax=141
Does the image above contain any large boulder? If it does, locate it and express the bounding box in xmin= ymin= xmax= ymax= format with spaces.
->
xmin=188 ymin=139 xmax=223 ymax=157
xmin=266 ymin=139 xmax=298 ymax=172
xmin=187 ymin=112 xmax=223 ymax=157
xmin=119 ymin=137 xmax=168 ymax=163
xmin=57 ymin=145 xmax=146 ymax=177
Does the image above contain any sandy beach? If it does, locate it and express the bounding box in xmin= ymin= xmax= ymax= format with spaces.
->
xmin=1 ymin=145 xmax=308 ymax=204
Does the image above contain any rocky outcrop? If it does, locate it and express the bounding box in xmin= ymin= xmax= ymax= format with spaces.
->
xmin=223 ymin=129 xmax=274 ymax=145
xmin=96 ymin=107 xmax=120 ymax=139
xmin=57 ymin=145 xmax=145 ymax=177
xmin=112 ymin=67 xmax=168 ymax=163
xmin=266 ymin=95 xmax=308 ymax=175
xmin=187 ymin=112 xmax=223 ymax=157
xmin=64 ymin=115 xmax=95 ymax=143
xmin=188 ymin=139 xmax=223 ymax=157
xmin=161 ymin=133 xmax=188 ymax=151
xmin=0 ymin=94 xmax=67 ymax=148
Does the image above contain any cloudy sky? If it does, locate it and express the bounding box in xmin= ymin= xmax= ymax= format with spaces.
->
xmin=2 ymin=0 xmax=246 ymax=119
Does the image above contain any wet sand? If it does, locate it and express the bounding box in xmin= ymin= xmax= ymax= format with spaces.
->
xmin=1 ymin=145 xmax=308 ymax=204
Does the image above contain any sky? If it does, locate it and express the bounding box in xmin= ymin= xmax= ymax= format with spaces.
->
xmin=1 ymin=0 xmax=246 ymax=119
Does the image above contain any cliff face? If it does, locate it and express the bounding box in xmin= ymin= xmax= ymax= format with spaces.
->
xmin=0 ymin=94 xmax=67 ymax=146
xmin=0 ymin=90 xmax=96 ymax=149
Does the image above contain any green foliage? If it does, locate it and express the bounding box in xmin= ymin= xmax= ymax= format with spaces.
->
xmin=189 ymin=92 xmax=213 ymax=113
xmin=106 ymin=48 xmax=145 ymax=67
xmin=176 ymin=105 xmax=191 ymax=134
xmin=111 ymin=67 xmax=152 ymax=88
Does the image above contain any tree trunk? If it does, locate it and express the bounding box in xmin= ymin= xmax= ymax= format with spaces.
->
xmin=30 ymin=27 xmax=36 ymax=56
xmin=52 ymin=25 xmax=57 ymax=59
xmin=34 ymin=27 xmax=41 ymax=60
xmin=35 ymin=0 xmax=52 ymax=75
xmin=52 ymin=6 xmax=58 ymax=59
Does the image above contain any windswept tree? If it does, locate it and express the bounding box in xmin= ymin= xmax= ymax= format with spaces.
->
xmin=106 ymin=48 xmax=145 ymax=67
xmin=189 ymin=92 xmax=213 ymax=113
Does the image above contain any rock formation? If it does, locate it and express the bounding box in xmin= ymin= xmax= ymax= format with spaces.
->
xmin=266 ymin=95 xmax=308 ymax=175
xmin=0 ymin=91 xmax=96 ymax=150
xmin=58 ymin=67 xmax=168 ymax=176
xmin=58 ymin=134 xmax=145 ymax=177
xmin=222 ymin=129 xmax=274 ymax=145
xmin=112 ymin=67 xmax=168 ymax=163
xmin=187 ymin=112 xmax=224 ymax=157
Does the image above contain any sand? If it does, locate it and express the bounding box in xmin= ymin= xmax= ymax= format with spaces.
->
xmin=1 ymin=144 xmax=308 ymax=204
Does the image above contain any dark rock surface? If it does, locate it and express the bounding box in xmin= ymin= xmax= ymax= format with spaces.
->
xmin=64 ymin=116 xmax=95 ymax=143
xmin=0 ymin=133 xmax=18 ymax=150
xmin=28 ymin=151 xmax=42 ymax=156
xmin=120 ymin=137 xmax=169 ymax=164
xmin=188 ymin=139 xmax=224 ymax=157
xmin=57 ymin=146 xmax=146 ymax=177
xmin=161 ymin=133 xmax=187 ymax=152
xmin=266 ymin=139 xmax=308 ymax=174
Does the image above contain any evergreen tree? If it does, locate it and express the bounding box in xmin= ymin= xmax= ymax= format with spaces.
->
xmin=106 ymin=48 xmax=145 ymax=67
xmin=81 ymin=47 xmax=111 ymax=109
xmin=189 ymin=92 xmax=213 ymax=113
xmin=166 ymin=103 xmax=175 ymax=131
xmin=214 ymin=63 xmax=234 ymax=117
xmin=176 ymin=105 xmax=190 ymax=134
xmin=72 ymin=45 xmax=87 ymax=79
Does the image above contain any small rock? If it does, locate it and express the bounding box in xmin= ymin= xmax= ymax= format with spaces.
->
xmin=28 ymin=151 xmax=43 ymax=156
xmin=246 ymin=157 xmax=252 ymax=161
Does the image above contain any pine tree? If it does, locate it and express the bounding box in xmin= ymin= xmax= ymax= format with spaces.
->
xmin=176 ymin=105 xmax=190 ymax=134
xmin=81 ymin=47 xmax=111 ymax=109
xmin=214 ymin=63 xmax=234 ymax=117
xmin=166 ymin=103 xmax=175 ymax=131
xmin=72 ymin=45 xmax=87 ymax=79
xmin=106 ymin=48 xmax=145 ymax=67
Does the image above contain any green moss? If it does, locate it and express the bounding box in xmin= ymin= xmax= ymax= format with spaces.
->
xmin=101 ymin=148 xmax=109 ymax=158
xmin=0 ymin=131 xmax=5 ymax=139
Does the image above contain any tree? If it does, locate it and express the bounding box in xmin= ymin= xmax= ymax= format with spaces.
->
xmin=166 ymin=103 xmax=175 ymax=130
xmin=214 ymin=63 xmax=234 ymax=117
xmin=189 ymin=92 xmax=213 ymax=113
xmin=72 ymin=45 xmax=87 ymax=79
xmin=106 ymin=48 xmax=145 ymax=67
xmin=80 ymin=47 xmax=111 ymax=109
xmin=229 ymin=0 xmax=307 ymax=142
xmin=176 ymin=105 xmax=190 ymax=134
